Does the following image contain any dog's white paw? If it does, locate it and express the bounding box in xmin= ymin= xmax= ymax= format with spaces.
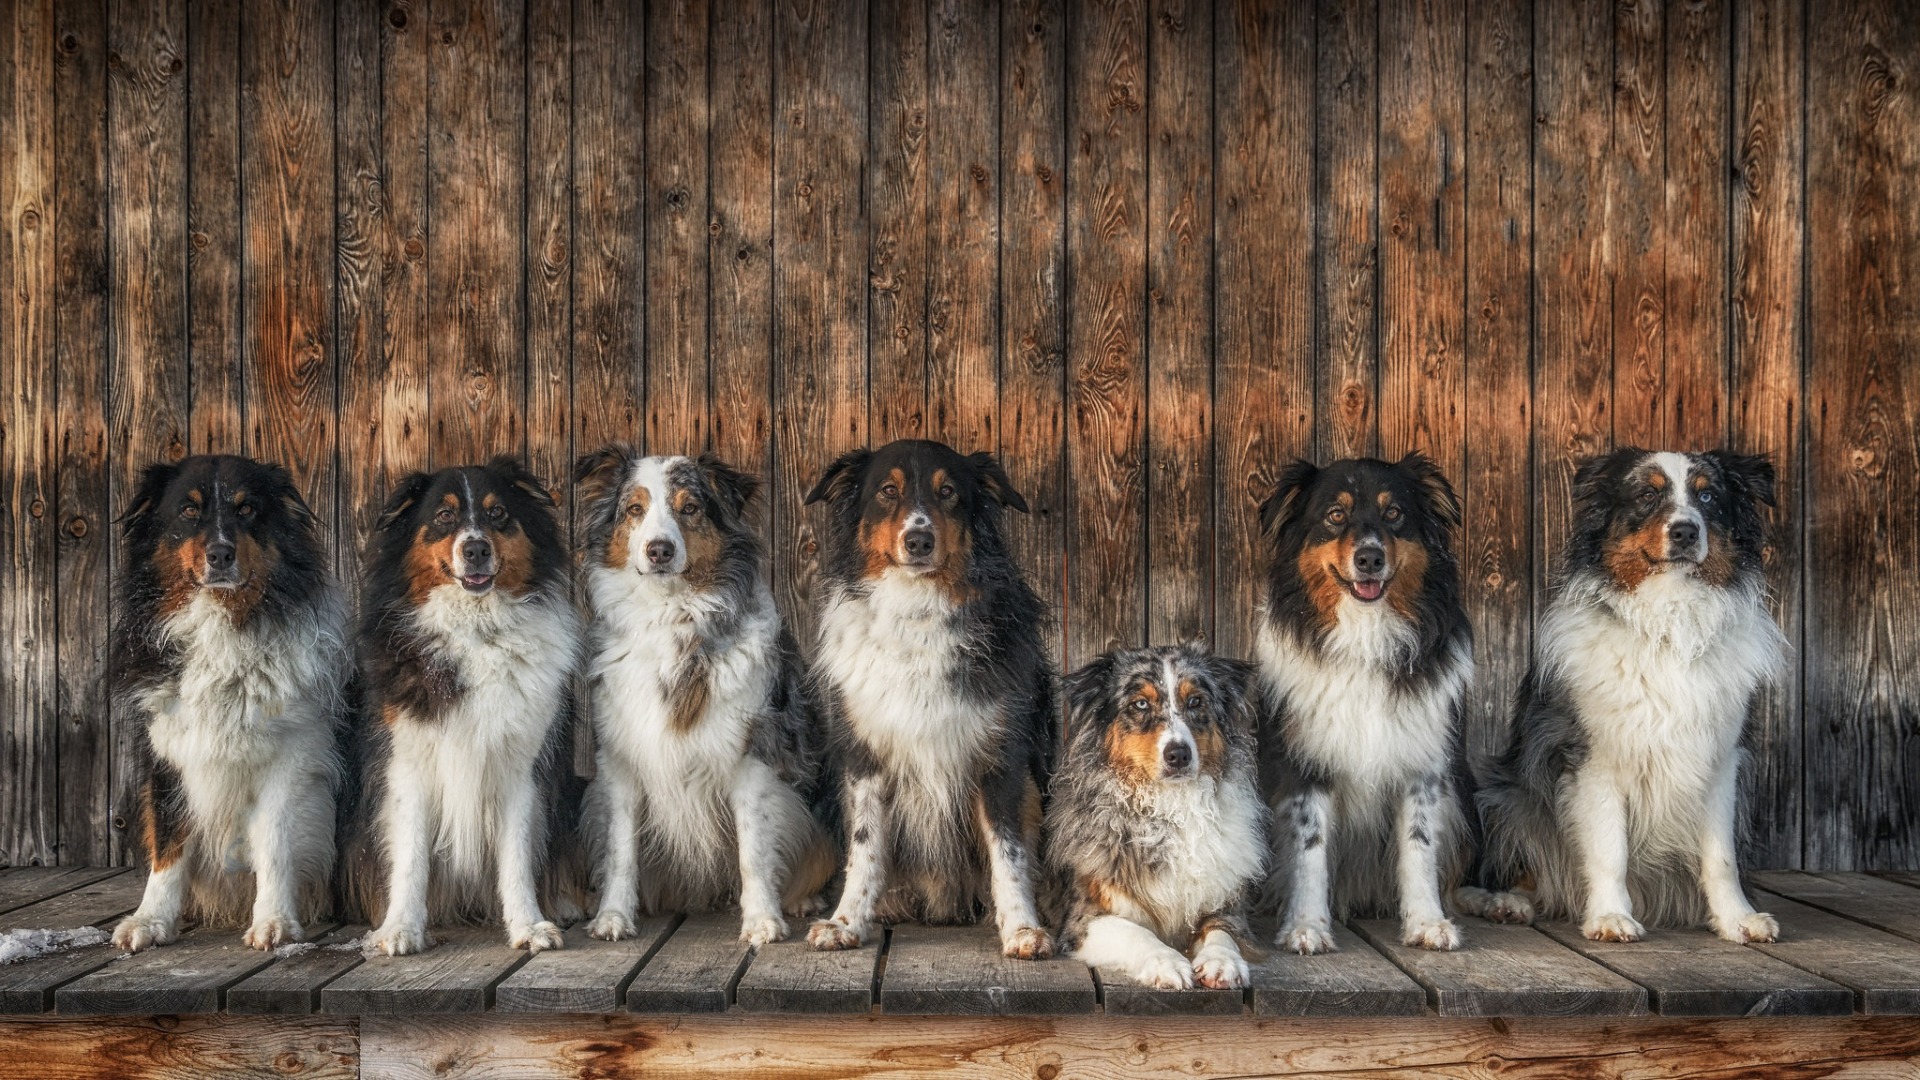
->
xmin=112 ymin=915 xmax=176 ymax=954
xmin=807 ymin=918 xmax=868 ymax=951
xmin=1192 ymin=946 xmax=1250 ymax=990
xmin=740 ymin=913 xmax=790 ymax=946
xmin=1582 ymin=911 xmax=1645 ymax=943
xmin=587 ymin=909 xmax=638 ymax=941
xmin=786 ymin=893 xmax=828 ymax=918
xmin=1278 ymin=919 xmax=1338 ymax=955
xmin=1134 ymin=949 xmax=1194 ymax=990
xmin=510 ymin=920 xmax=565 ymax=953
xmin=1003 ymin=926 xmax=1055 ymax=961
xmin=1401 ymin=916 xmax=1462 ymax=951
xmin=367 ymin=922 xmax=432 ymax=957
xmin=243 ymin=914 xmax=304 ymax=952
xmin=1484 ymin=891 xmax=1535 ymax=925
xmin=1716 ymin=911 xmax=1780 ymax=944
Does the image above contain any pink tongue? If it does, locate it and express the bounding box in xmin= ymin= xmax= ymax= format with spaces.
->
xmin=1353 ymin=580 xmax=1384 ymax=601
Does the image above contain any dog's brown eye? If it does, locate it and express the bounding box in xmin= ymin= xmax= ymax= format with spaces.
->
xmin=1185 ymin=694 xmax=1204 ymax=709
xmin=181 ymin=504 xmax=200 ymax=520
xmin=938 ymin=484 xmax=955 ymax=500
xmin=879 ymin=483 xmax=899 ymax=500
xmin=488 ymin=505 xmax=507 ymax=522
xmin=435 ymin=507 xmax=456 ymax=524
xmin=1384 ymin=505 xmax=1401 ymax=523
xmin=679 ymin=500 xmax=701 ymax=517
xmin=236 ymin=503 xmax=254 ymax=518
xmin=1327 ymin=507 xmax=1346 ymax=525
xmin=626 ymin=503 xmax=644 ymax=518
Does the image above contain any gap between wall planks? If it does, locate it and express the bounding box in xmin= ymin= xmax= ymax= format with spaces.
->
xmin=2 ymin=0 xmax=1916 ymax=872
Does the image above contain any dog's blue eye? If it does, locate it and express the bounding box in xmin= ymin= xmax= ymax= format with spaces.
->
xmin=1131 ymin=699 xmax=1152 ymax=712
xmin=1697 ymin=490 xmax=1714 ymax=505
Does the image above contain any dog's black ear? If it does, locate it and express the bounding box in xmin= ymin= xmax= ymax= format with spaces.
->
xmin=1258 ymin=460 xmax=1319 ymax=537
xmin=118 ymin=460 xmax=181 ymax=533
xmin=1705 ymin=449 xmax=1777 ymax=509
xmin=1061 ymin=653 xmax=1118 ymax=744
xmin=966 ymin=451 xmax=1030 ymax=513
xmin=263 ymin=462 xmax=317 ymax=527
xmin=1397 ymin=451 xmax=1462 ymax=530
xmin=804 ymin=448 xmax=873 ymax=505
xmin=697 ymin=452 xmax=762 ymax=519
xmin=1571 ymin=447 xmax=1642 ymax=510
xmin=572 ymin=444 xmax=635 ymax=511
xmin=1211 ymin=655 xmax=1263 ymax=735
xmin=375 ymin=472 xmax=434 ymax=533
xmin=490 ymin=454 xmax=558 ymax=511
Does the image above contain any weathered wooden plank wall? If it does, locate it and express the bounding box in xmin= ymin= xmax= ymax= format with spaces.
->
xmin=2 ymin=0 xmax=1916 ymax=872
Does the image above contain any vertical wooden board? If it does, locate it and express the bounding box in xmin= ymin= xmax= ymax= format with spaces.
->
xmin=866 ymin=0 xmax=928 ymax=444
xmin=106 ymin=0 xmax=190 ymax=864
xmin=427 ymin=0 xmax=525 ymax=464
xmin=1143 ymin=0 xmax=1212 ymax=645
xmin=1211 ymin=0 xmax=1313 ymax=662
xmin=773 ymin=0 xmax=868 ymax=646
xmin=998 ymin=0 xmax=1067 ymax=662
xmin=644 ymin=0 xmax=710 ymax=457
xmin=1064 ymin=0 xmax=1146 ymax=667
xmin=3 ymin=0 xmax=59 ymax=870
xmin=926 ymin=0 xmax=998 ymax=455
xmin=1804 ymin=0 xmax=1920 ymax=870
xmin=523 ymin=0 xmax=572 ymax=500
xmin=709 ymin=0 xmax=775 ymax=565
xmin=185 ymin=0 xmax=243 ymax=456
xmin=243 ymin=0 xmax=336 ymax=536
xmin=1313 ymin=0 xmax=1378 ymax=462
xmin=571 ymin=0 xmax=643 ymax=464
xmin=1730 ymin=0 xmax=1805 ymax=868
xmin=1531 ymin=0 xmax=1612 ymax=612
xmin=1662 ymin=0 xmax=1731 ymax=449
xmin=1608 ymin=0 xmax=1667 ymax=450
xmin=1460 ymin=0 xmax=1533 ymax=765
xmin=53 ymin=0 xmax=114 ymax=869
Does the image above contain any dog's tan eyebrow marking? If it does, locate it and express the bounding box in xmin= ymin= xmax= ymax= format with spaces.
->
xmin=440 ymin=492 xmax=461 ymax=508
xmin=1377 ymin=491 xmax=1393 ymax=509
xmin=482 ymin=492 xmax=500 ymax=509
xmin=230 ymin=489 xmax=248 ymax=505
xmin=1336 ymin=491 xmax=1354 ymax=509
xmin=1647 ymin=470 xmax=1668 ymax=490
xmin=1692 ymin=472 xmax=1710 ymax=491
xmin=186 ymin=488 xmax=202 ymax=503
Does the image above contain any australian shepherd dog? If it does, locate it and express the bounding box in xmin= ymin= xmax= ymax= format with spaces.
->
xmin=1044 ymin=643 xmax=1265 ymax=990
xmin=572 ymin=447 xmax=836 ymax=946
xmin=338 ymin=457 xmax=583 ymax=955
xmin=110 ymin=455 xmax=348 ymax=953
xmin=802 ymin=439 xmax=1057 ymax=959
xmin=1478 ymin=449 xmax=1785 ymax=943
xmin=1254 ymin=453 xmax=1514 ymax=954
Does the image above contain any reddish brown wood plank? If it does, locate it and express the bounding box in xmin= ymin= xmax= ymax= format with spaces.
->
xmin=866 ymin=0 xmax=929 ymax=445
xmin=926 ymin=0 xmax=998 ymax=457
xmin=1144 ymin=0 xmax=1212 ymax=645
xmin=644 ymin=0 xmax=710 ymax=457
xmin=1314 ymin=0 xmax=1378 ymax=462
xmin=1804 ymin=0 xmax=1920 ymax=869
xmin=1211 ymin=0 xmax=1314 ymax=663
xmin=571 ymin=0 xmax=643 ymax=465
xmin=185 ymin=0 xmax=243 ymax=456
xmin=1662 ymin=0 xmax=1732 ymax=449
xmin=52 ymin=0 xmax=114 ymax=868
xmin=1065 ymin=0 xmax=1147 ymax=667
xmin=524 ymin=0 xmax=572 ymax=498
xmin=1730 ymin=0 xmax=1806 ymax=867
xmin=773 ymin=0 xmax=869 ymax=646
xmin=1460 ymin=0 xmax=1533 ymax=764
xmin=1608 ymin=0 xmax=1667 ymax=450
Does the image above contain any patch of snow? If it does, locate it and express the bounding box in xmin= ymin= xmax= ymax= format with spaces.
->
xmin=273 ymin=941 xmax=318 ymax=959
xmin=0 ymin=926 xmax=111 ymax=965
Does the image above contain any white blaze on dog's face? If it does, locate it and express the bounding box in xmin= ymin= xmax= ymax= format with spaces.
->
xmin=1100 ymin=651 xmax=1232 ymax=788
xmin=1645 ymin=452 xmax=1708 ymax=563
xmin=620 ymin=456 xmax=693 ymax=576
xmin=1571 ymin=446 xmax=1776 ymax=594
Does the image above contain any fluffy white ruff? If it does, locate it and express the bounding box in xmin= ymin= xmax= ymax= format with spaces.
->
xmin=1105 ymin=774 xmax=1264 ymax=945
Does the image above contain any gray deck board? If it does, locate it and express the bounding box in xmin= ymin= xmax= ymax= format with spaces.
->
xmin=1752 ymin=871 xmax=1920 ymax=944
xmin=1533 ymin=921 xmax=1851 ymax=1016
xmin=495 ymin=918 xmax=676 ymax=1013
xmin=1749 ymin=889 xmax=1920 ymax=1014
xmin=226 ymin=925 xmax=370 ymax=1015
xmin=0 ymin=867 xmax=128 ymax=915
xmin=735 ymin=931 xmax=879 ymax=1014
xmin=879 ymin=924 xmax=1096 ymax=1015
xmin=321 ymin=926 xmax=531 ymax=1015
xmin=1248 ymin=921 xmax=1428 ymax=1017
xmin=0 ymin=871 xmax=149 ymax=1014
xmin=624 ymin=913 xmax=752 ymax=1013
xmin=1354 ymin=920 xmax=1649 ymax=1017
xmin=56 ymin=923 xmax=315 ymax=1015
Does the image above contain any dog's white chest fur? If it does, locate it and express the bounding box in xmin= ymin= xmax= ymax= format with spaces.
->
xmin=388 ymin=588 xmax=578 ymax=884
xmin=1123 ymin=776 xmax=1265 ymax=940
xmin=1254 ymin=602 xmax=1469 ymax=795
xmin=818 ymin=572 xmax=998 ymax=830
xmin=1544 ymin=572 xmax=1785 ymax=842
xmin=588 ymin=567 xmax=780 ymax=861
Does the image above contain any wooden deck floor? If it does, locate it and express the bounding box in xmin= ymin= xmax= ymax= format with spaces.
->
xmin=5 ymin=868 xmax=1920 ymax=1077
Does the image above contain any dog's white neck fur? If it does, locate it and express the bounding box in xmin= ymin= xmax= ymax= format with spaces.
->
xmin=1113 ymin=770 xmax=1264 ymax=942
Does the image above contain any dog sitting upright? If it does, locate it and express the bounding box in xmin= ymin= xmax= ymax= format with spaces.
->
xmin=111 ymin=455 xmax=348 ymax=953
xmin=1254 ymin=453 xmax=1513 ymax=954
xmin=803 ymin=439 xmax=1057 ymax=959
xmin=1045 ymin=643 xmax=1265 ymax=990
xmin=572 ymin=447 xmax=836 ymax=946
xmin=1479 ymin=449 xmax=1785 ymax=943
xmin=338 ymin=457 xmax=582 ymax=955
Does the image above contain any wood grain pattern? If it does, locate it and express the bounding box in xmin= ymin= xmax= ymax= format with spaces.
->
xmin=1353 ymin=920 xmax=1648 ymax=1017
xmin=879 ymin=924 xmax=1096 ymax=1015
xmin=733 ymin=934 xmax=879 ymax=1014
xmin=1749 ymin=888 xmax=1920 ymax=1013
xmin=184 ymin=0 xmax=242 ymax=457
xmin=1608 ymin=0 xmax=1667 ymax=450
xmin=225 ymin=925 xmax=370 ymax=1015
xmin=1247 ymin=921 xmax=1427 ymax=1017
xmin=866 ymin=0 xmax=929 ymax=444
xmin=1753 ymin=871 xmax=1920 ymax=943
xmin=0 ymin=866 xmax=123 ymax=915
xmin=494 ymin=921 xmax=674 ymax=1013
xmin=623 ymin=912 xmax=751 ymax=1013
xmin=1314 ymin=0 xmax=1378 ymax=462
xmin=643 ymin=0 xmax=709 ymax=457
xmin=0 ymin=1016 xmax=359 ymax=1079
xmin=320 ymin=926 xmax=531 ymax=1015
xmin=55 ymin=924 xmax=296 ymax=1015
xmin=925 ymin=0 xmax=998 ymax=454
xmin=1533 ymin=921 xmax=1850 ymax=1016
xmin=1661 ymin=0 xmax=1731 ymax=449
xmin=523 ymin=0 xmax=572 ymax=504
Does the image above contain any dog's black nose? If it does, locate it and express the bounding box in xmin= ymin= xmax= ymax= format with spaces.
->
xmin=461 ymin=536 xmax=493 ymax=565
xmin=1163 ymin=741 xmax=1193 ymax=771
xmin=1353 ymin=545 xmax=1386 ymax=576
xmin=645 ymin=539 xmax=676 ymax=566
xmin=1667 ymin=520 xmax=1700 ymax=551
xmin=205 ymin=541 xmax=236 ymax=572
xmin=903 ymin=529 xmax=935 ymax=559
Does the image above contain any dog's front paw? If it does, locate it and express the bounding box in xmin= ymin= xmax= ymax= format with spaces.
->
xmin=1716 ymin=911 xmax=1779 ymax=944
xmin=1484 ymin=891 xmax=1535 ymax=925
xmin=786 ymin=893 xmax=828 ymax=918
xmin=1192 ymin=946 xmax=1250 ymax=989
xmin=807 ymin=919 xmax=868 ymax=951
xmin=509 ymin=920 xmax=565 ymax=953
xmin=1136 ymin=950 xmax=1195 ymax=990
xmin=112 ymin=915 xmax=176 ymax=954
xmin=243 ymin=914 xmax=304 ymax=951
xmin=367 ymin=922 xmax=433 ymax=957
xmin=1002 ymin=926 xmax=1054 ymax=961
xmin=1401 ymin=916 xmax=1462 ymax=951
xmin=740 ymin=913 xmax=790 ymax=946
xmin=1278 ymin=919 xmax=1338 ymax=955
xmin=587 ymin=909 xmax=638 ymax=941
xmin=1582 ymin=912 xmax=1645 ymax=943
